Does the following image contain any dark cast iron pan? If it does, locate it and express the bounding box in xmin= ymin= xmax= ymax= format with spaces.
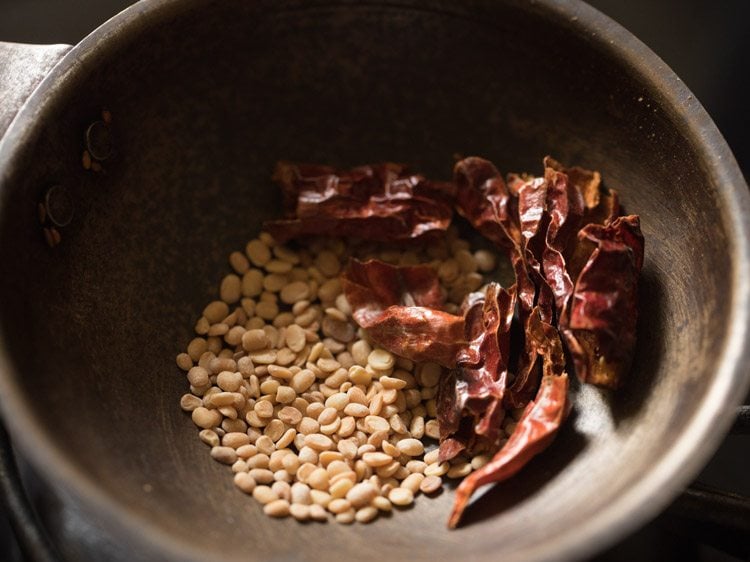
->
xmin=0 ymin=1 xmax=748 ymax=561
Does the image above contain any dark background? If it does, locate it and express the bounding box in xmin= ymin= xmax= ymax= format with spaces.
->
xmin=0 ymin=1 xmax=747 ymax=561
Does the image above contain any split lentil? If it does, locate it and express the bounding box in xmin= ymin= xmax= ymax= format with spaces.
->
xmin=177 ymin=230 xmax=510 ymax=524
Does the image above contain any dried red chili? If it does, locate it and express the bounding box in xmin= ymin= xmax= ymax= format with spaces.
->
xmin=438 ymin=283 xmax=516 ymax=462
xmin=264 ymin=161 xmax=455 ymax=243
xmin=454 ymin=157 xmax=537 ymax=320
xmin=341 ymin=258 xmax=465 ymax=367
xmin=448 ymin=372 xmax=569 ymax=528
xmin=545 ymin=157 xmax=621 ymax=283
xmin=560 ymin=215 xmax=644 ymax=388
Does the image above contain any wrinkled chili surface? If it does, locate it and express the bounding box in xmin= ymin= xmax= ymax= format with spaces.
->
xmin=264 ymin=156 xmax=644 ymax=527
xmin=264 ymin=162 xmax=456 ymax=243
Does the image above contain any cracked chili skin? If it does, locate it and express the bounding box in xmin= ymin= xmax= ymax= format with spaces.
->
xmin=341 ymin=258 xmax=466 ymax=367
xmin=438 ymin=283 xmax=516 ymax=462
xmin=560 ymin=215 xmax=644 ymax=388
xmin=264 ymin=161 xmax=455 ymax=243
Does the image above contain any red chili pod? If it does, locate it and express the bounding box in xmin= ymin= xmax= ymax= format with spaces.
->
xmin=342 ymin=258 xmax=465 ymax=367
xmin=438 ymin=283 xmax=516 ymax=461
xmin=448 ymin=372 xmax=569 ymax=528
xmin=561 ymin=215 xmax=644 ymax=388
xmin=264 ymin=161 xmax=455 ymax=243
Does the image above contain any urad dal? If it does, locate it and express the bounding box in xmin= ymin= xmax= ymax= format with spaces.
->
xmin=177 ymin=230 xmax=514 ymax=523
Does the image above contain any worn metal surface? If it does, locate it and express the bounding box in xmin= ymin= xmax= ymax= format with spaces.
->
xmin=0 ymin=1 xmax=748 ymax=561
xmin=0 ymin=42 xmax=71 ymax=141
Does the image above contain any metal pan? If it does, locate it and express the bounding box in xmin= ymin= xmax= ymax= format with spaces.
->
xmin=0 ymin=1 xmax=748 ymax=560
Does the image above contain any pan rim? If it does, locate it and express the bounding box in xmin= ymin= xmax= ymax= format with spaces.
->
xmin=0 ymin=0 xmax=748 ymax=560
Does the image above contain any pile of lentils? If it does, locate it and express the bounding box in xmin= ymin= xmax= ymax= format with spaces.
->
xmin=176 ymin=228 xmax=520 ymax=524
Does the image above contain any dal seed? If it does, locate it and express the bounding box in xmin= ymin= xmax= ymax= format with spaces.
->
xmin=264 ymin=420 xmax=286 ymax=441
xmin=192 ymin=407 xmax=221 ymax=429
xmin=290 ymin=503 xmax=310 ymax=521
xmin=276 ymin=386 xmax=297 ymax=404
xmin=401 ymin=473 xmax=425 ymax=494
xmin=280 ymin=281 xmax=311 ymax=304
xmin=327 ymin=498 xmax=351 ymax=514
xmin=308 ymin=468 xmax=330 ymax=490
xmin=264 ymin=499 xmax=290 ymax=517
xmin=276 ymin=428 xmax=297 ymax=449
xmin=425 ymin=420 xmax=440 ymax=439
xmin=180 ymin=394 xmax=202 ymax=411
xmin=364 ymin=416 xmax=389 ymax=433
xmin=343 ymin=403 xmax=369 ymax=417
xmin=217 ymin=371 xmax=242 ymax=392
xmin=285 ymin=325 xmax=307 ymax=352
xmin=405 ymin=460 xmax=426 ymax=474
xmin=419 ymin=363 xmax=442 ymax=387
xmin=315 ymin=251 xmax=341 ymax=277
xmin=447 ymin=461 xmax=472 ymax=479
xmin=249 ymin=468 xmax=275 ymax=484
xmin=249 ymin=349 xmax=277 ymax=364
xmin=471 ymin=454 xmax=491 ymax=470
xmin=368 ymin=349 xmax=395 ymax=371
xmin=355 ymin=506 xmax=378 ymax=523
xmin=380 ymin=376 xmax=407 ymax=390
xmin=254 ymin=401 xmax=274 ymax=418
xmin=291 ymin=482 xmax=312 ymax=505
xmin=203 ymin=301 xmax=229 ymax=324
xmin=272 ymin=480 xmax=292 ymax=500
xmin=420 ymin=475 xmax=442 ymax=494
xmin=290 ymin=369 xmax=316 ymax=394
xmin=176 ymin=353 xmax=193 ymax=371
xmin=362 ymin=452 xmax=392 ymax=468
xmin=242 ymin=269 xmax=264 ymax=297
xmin=309 ymin=504 xmax=328 ymax=521
xmin=346 ymin=483 xmax=378 ymax=508
xmin=329 ymin=479 xmax=354 ymax=499
xmin=310 ymin=490 xmax=332 ymax=507
xmin=187 ymin=338 xmax=208 ymax=361
xmin=256 ymin=301 xmax=279 ymax=320
xmin=236 ymin=444 xmax=258 ymax=459
xmin=242 ymin=329 xmax=268 ymax=352
xmin=187 ymin=366 xmax=209 ymax=387
xmin=388 ymin=488 xmax=414 ymax=507
xmin=274 ymin=245 xmax=300 ymax=264
xmin=246 ymin=239 xmax=271 ymax=266
xmin=220 ymin=275 xmax=242 ymax=304
xmin=229 ymin=251 xmax=250 ymax=274
xmin=255 ymin=436 xmax=275 ymax=456
xmin=211 ymin=446 xmax=237 ymax=465
xmin=372 ymin=496 xmax=392 ymax=511
xmin=474 ymin=249 xmax=496 ymax=272
xmin=278 ymin=406 xmax=302 ymax=425
xmin=424 ymin=462 xmax=450 ymax=477
xmin=266 ymin=259 xmax=293 ymax=274
xmin=317 ymin=407 xmax=338 ymax=425
xmin=199 ymin=429 xmax=219 ymax=447
xmin=253 ymin=485 xmax=278 ymax=504
xmin=423 ymin=449 xmax=440 ymax=465
xmin=304 ymin=434 xmax=333 ymax=451
xmin=234 ymin=472 xmax=256 ymax=493
xmin=325 ymin=393 xmax=349 ymax=411
xmin=223 ymin=432 xmax=250 ymax=448
xmin=335 ymin=510 xmax=355 ymax=524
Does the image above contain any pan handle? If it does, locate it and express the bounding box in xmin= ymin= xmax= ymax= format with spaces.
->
xmin=0 ymin=42 xmax=72 ymax=142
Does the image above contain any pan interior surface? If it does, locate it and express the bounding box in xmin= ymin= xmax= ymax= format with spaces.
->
xmin=0 ymin=1 xmax=747 ymax=561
